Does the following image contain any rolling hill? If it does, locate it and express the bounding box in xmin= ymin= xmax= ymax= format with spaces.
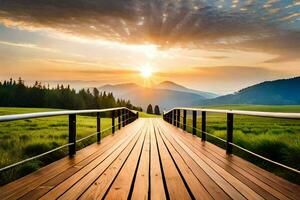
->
xmin=202 ymin=76 xmax=300 ymax=105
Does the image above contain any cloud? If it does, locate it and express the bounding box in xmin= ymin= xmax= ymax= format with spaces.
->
xmin=0 ymin=0 xmax=300 ymax=61
xmin=208 ymin=56 xmax=228 ymax=60
xmin=49 ymin=67 xmax=138 ymax=75
xmin=192 ymin=66 xmax=282 ymax=77
xmin=0 ymin=40 xmax=59 ymax=52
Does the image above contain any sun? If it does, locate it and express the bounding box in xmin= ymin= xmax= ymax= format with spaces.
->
xmin=140 ymin=65 xmax=153 ymax=78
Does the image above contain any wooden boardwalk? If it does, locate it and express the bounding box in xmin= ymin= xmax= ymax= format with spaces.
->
xmin=0 ymin=118 xmax=299 ymax=200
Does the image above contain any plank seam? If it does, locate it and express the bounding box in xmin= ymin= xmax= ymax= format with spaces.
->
xmin=100 ymin=124 xmax=147 ymax=200
xmin=127 ymin=125 xmax=149 ymax=199
xmin=153 ymin=121 xmax=170 ymax=200
xmin=155 ymin=121 xmax=196 ymax=200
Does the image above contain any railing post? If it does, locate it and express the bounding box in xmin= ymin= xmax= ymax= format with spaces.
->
xmin=169 ymin=112 xmax=172 ymax=124
xmin=192 ymin=110 xmax=197 ymax=136
xmin=128 ymin=111 xmax=132 ymax=124
xmin=227 ymin=113 xmax=233 ymax=154
xmin=136 ymin=112 xmax=139 ymax=119
xmin=202 ymin=111 xmax=206 ymax=141
xmin=122 ymin=109 xmax=126 ymax=127
xmin=118 ymin=110 xmax=121 ymax=130
xmin=125 ymin=109 xmax=128 ymax=125
xmin=112 ymin=110 xmax=115 ymax=134
xmin=173 ymin=110 xmax=176 ymax=126
xmin=97 ymin=112 xmax=101 ymax=143
xmin=183 ymin=110 xmax=187 ymax=131
xmin=69 ymin=114 xmax=76 ymax=157
xmin=176 ymin=109 xmax=180 ymax=127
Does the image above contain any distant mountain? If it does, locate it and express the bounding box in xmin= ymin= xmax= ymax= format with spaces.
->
xmin=155 ymin=81 xmax=219 ymax=98
xmin=97 ymin=82 xmax=211 ymax=110
xmin=202 ymin=77 xmax=300 ymax=105
xmin=99 ymin=83 xmax=139 ymax=96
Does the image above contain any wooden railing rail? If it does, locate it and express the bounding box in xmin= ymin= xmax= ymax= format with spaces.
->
xmin=163 ymin=107 xmax=300 ymax=174
xmin=0 ymin=107 xmax=138 ymax=172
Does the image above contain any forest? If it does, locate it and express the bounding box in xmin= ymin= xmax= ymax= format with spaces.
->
xmin=0 ymin=78 xmax=143 ymax=111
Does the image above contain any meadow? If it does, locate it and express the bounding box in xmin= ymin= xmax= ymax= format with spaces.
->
xmin=0 ymin=107 xmax=155 ymax=185
xmin=183 ymin=105 xmax=300 ymax=184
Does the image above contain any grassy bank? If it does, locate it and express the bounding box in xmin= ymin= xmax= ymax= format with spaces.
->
xmin=0 ymin=107 xmax=117 ymax=185
xmin=182 ymin=105 xmax=300 ymax=184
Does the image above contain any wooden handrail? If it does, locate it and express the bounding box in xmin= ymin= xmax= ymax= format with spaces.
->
xmin=0 ymin=107 xmax=138 ymax=122
xmin=164 ymin=107 xmax=300 ymax=119
xmin=0 ymin=107 xmax=139 ymax=170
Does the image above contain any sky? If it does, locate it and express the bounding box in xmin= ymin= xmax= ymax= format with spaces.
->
xmin=0 ymin=0 xmax=299 ymax=94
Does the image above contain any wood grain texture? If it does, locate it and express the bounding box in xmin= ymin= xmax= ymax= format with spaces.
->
xmin=1 ymin=118 xmax=299 ymax=200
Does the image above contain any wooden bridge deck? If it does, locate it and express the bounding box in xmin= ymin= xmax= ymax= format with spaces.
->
xmin=1 ymin=118 xmax=299 ymax=200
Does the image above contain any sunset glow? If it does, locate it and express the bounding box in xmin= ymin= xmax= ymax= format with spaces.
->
xmin=0 ymin=0 xmax=299 ymax=93
xmin=140 ymin=65 xmax=153 ymax=78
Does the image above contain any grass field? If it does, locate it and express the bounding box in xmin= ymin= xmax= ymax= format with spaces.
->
xmin=181 ymin=105 xmax=300 ymax=184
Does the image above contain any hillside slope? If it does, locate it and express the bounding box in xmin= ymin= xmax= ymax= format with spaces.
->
xmin=202 ymin=77 xmax=300 ymax=105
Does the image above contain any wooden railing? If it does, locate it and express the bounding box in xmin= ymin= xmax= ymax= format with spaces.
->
xmin=0 ymin=107 xmax=138 ymax=172
xmin=163 ymin=107 xmax=300 ymax=174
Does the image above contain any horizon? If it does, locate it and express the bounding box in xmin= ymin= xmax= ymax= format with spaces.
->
xmin=1 ymin=75 xmax=299 ymax=95
xmin=1 ymin=0 xmax=300 ymax=94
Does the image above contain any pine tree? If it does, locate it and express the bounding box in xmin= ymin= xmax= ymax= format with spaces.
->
xmin=147 ymin=104 xmax=153 ymax=114
xmin=154 ymin=105 xmax=160 ymax=115
xmin=0 ymin=78 xmax=142 ymax=111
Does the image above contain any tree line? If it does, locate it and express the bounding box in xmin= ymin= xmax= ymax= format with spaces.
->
xmin=146 ymin=104 xmax=161 ymax=115
xmin=0 ymin=78 xmax=143 ymax=111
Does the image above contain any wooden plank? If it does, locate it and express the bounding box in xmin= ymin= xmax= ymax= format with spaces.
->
xmin=156 ymin=119 xmax=230 ymax=200
xmin=149 ymin=119 xmax=166 ymax=200
xmin=79 ymin=120 xmax=147 ymax=200
xmin=154 ymin=120 xmax=191 ymax=200
xmin=155 ymin=119 xmax=213 ymax=200
xmin=40 ymin=121 xmax=143 ymax=200
xmin=103 ymin=121 xmax=147 ymax=200
xmin=168 ymin=122 xmax=289 ymax=200
xmin=130 ymin=121 xmax=150 ymax=199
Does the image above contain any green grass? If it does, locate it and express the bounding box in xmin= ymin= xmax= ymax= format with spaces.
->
xmin=182 ymin=105 xmax=300 ymax=184
xmin=0 ymin=107 xmax=115 ymax=185
xmin=138 ymin=112 xmax=161 ymax=118
xmin=202 ymin=104 xmax=300 ymax=112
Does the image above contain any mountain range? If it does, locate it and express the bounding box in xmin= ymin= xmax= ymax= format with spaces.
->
xmin=97 ymin=77 xmax=300 ymax=110
xmin=97 ymin=81 xmax=217 ymax=110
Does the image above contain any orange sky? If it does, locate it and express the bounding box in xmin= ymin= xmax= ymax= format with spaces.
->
xmin=0 ymin=0 xmax=300 ymax=94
